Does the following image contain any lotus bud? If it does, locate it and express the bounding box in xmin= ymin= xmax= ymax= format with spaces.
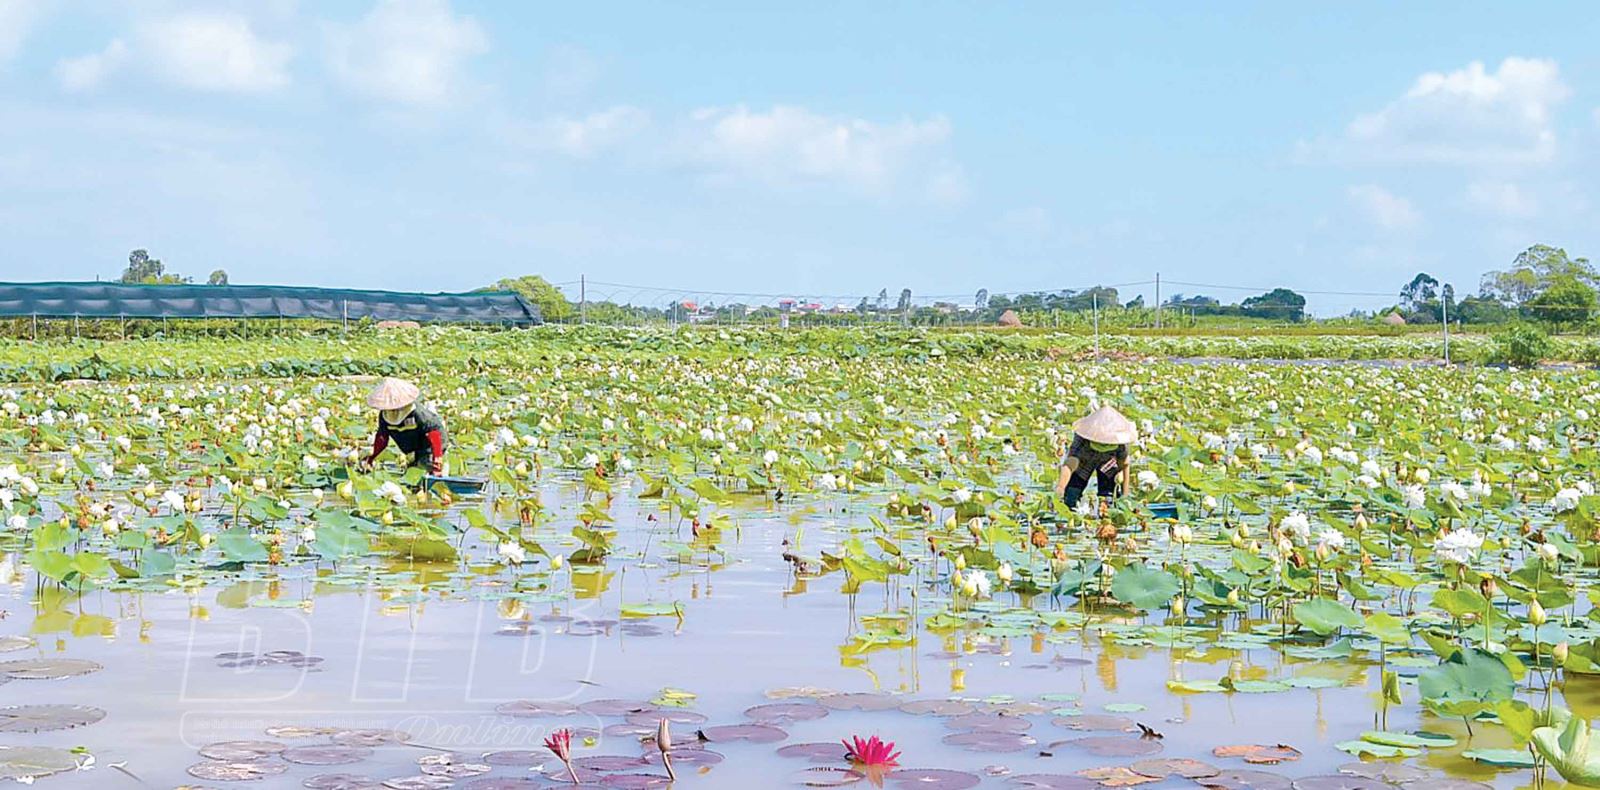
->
xmin=1282 ymin=481 xmax=1296 ymax=495
xmin=1354 ymin=514 xmax=1369 ymax=532
xmin=550 ymin=554 xmax=564 ymax=571
xmin=199 ymin=533 xmax=213 ymax=548
xmin=1539 ymin=542 xmax=1560 ymax=563
xmin=1480 ymin=578 xmax=1498 ymax=599
xmin=1315 ymin=543 xmax=1331 ymax=563
xmin=954 ymin=553 xmax=966 ymax=571
xmin=1554 ymin=641 xmax=1570 ymax=666
xmin=337 ymin=481 xmax=354 ymax=499
xmin=1169 ymin=595 xmax=1185 ymax=617
xmin=1530 ymin=600 xmax=1548 ymax=626
xmin=943 ymin=514 xmax=957 ymax=530
xmin=1229 ymin=532 xmax=1245 ymax=549
xmin=657 ymin=717 xmax=675 ymax=781
xmin=997 ymin=562 xmax=1013 ymax=585
xmin=1249 ymin=539 xmax=1262 ymax=554
xmin=381 ymin=511 xmax=394 ymax=525
xmin=70 ymin=444 xmax=84 ymax=459
xmin=1226 ymin=589 xmax=1240 ymax=606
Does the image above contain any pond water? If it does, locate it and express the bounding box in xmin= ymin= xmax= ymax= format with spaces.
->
xmin=1 ymin=472 xmax=1571 ymax=789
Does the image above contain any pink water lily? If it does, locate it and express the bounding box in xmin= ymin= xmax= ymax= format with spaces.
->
xmin=842 ymin=734 xmax=900 ymax=768
xmin=544 ymin=728 xmax=578 ymax=783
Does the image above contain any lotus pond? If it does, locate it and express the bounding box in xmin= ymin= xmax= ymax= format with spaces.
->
xmin=3 ymin=338 xmax=1600 ymax=788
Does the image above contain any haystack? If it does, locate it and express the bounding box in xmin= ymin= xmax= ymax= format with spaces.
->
xmin=997 ymin=310 xmax=1022 ymax=328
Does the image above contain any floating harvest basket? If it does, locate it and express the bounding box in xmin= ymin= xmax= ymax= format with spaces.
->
xmin=1147 ymin=503 xmax=1179 ymax=520
xmin=422 ymin=475 xmax=486 ymax=495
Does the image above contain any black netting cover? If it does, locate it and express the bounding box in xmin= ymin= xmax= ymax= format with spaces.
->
xmin=0 ymin=282 xmax=540 ymax=324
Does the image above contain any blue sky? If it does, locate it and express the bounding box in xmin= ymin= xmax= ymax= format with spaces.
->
xmin=3 ymin=1 xmax=1599 ymax=314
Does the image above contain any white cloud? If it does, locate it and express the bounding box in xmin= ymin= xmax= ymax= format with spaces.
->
xmin=1466 ymin=180 xmax=1538 ymax=218
xmin=684 ymin=105 xmax=964 ymax=202
xmin=1347 ymin=184 xmax=1420 ymax=229
xmin=0 ymin=0 xmax=44 ymax=63
xmin=54 ymin=40 xmax=129 ymax=92
xmin=1344 ymin=57 xmax=1569 ymax=165
xmin=325 ymin=0 xmax=487 ymax=107
xmin=531 ymin=106 xmax=651 ymax=158
xmin=137 ymin=13 xmax=292 ymax=93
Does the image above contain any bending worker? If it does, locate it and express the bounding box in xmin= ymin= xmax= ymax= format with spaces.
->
xmin=364 ymin=377 xmax=448 ymax=474
xmin=1053 ymin=405 xmax=1137 ymax=509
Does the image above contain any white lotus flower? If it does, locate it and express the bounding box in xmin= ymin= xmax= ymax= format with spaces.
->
xmin=96 ymin=462 xmax=114 ymax=478
xmin=953 ymin=487 xmax=972 ymax=503
xmin=1469 ymin=474 xmax=1492 ymax=498
xmin=113 ymin=436 xmax=131 ymax=453
xmin=302 ymin=455 xmax=320 ymax=472
xmin=1539 ymin=542 xmax=1561 ymax=563
xmin=497 ymin=541 xmax=526 ymax=565
xmin=580 ymin=453 xmax=600 ymax=468
xmin=1201 ymin=495 xmax=1218 ymax=511
xmin=1136 ymin=470 xmax=1160 ymax=491
xmin=1529 ymin=436 xmax=1548 ymax=453
xmin=763 ymin=450 xmax=778 ymax=466
xmin=4 ymin=515 xmax=24 ymax=531
xmin=1281 ymin=512 xmax=1311 ymax=542
xmin=969 ymin=570 xmax=992 ymax=599
xmin=1440 ymin=482 xmax=1470 ymax=503
xmin=1302 ymin=446 xmax=1323 ymax=466
xmin=1401 ymin=485 xmax=1426 ymax=510
xmin=1360 ymin=459 xmax=1384 ymax=479
xmin=1170 ymin=524 xmax=1194 ymax=544
xmin=1315 ymin=528 xmax=1346 ymax=554
xmin=1551 ymin=487 xmax=1583 ymax=513
xmin=1578 ymin=480 xmax=1596 ymax=496
xmin=818 ymin=473 xmax=839 ymax=491
xmin=1433 ymin=529 xmax=1484 ymax=564
xmin=162 ymin=490 xmax=185 ymax=512
xmin=377 ymin=481 xmax=407 ymax=505
xmin=300 ymin=526 xmax=316 ymax=544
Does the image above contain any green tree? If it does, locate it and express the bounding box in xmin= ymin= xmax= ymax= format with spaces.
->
xmin=1399 ymin=272 xmax=1439 ymax=310
xmin=482 ymin=275 xmax=574 ymax=321
xmin=120 ymin=249 xmax=189 ymax=283
xmin=207 ymin=269 xmax=229 ymax=286
xmin=1481 ymin=244 xmax=1599 ymax=306
xmin=1240 ymin=287 xmax=1307 ymax=321
xmin=1525 ymin=275 xmax=1597 ymax=326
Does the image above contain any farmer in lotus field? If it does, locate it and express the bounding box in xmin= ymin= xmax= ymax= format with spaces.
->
xmin=363 ymin=378 xmax=448 ymax=475
xmin=1053 ymin=405 xmax=1137 ymax=509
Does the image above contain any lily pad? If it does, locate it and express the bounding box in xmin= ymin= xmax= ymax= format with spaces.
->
xmin=886 ymin=768 xmax=982 ymax=789
xmin=198 ymin=740 xmax=286 ymax=760
xmin=0 ymin=657 xmax=101 ymax=679
xmin=1055 ymin=714 xmax=1134 ymax=732
xmin=941 ymin=730 xmax=1038 ymax=752
xmin=1461 ymin=747 xmax=1536 ymax=768
xmin=0 ymin=704 xmax=105 ymax=733
xmin=899 ymin=699 xmax=975 ymax=716
xmin=777 ymin=742 xmax=849 ymax=762
xmin=1051 ymin=736 xmax=1163 ymax=758
xmin=1212 ymin=744 xmax=1302 ymax=764
xmin=945 ymin=713 xmax=1032 ymax=732
xmin=332 ymin=728 xmax=411 ymax=747
xmin=1072 ymin=766 xmax=1160 ymax=786
xmin=745 ymin=702 xmax=828 ymax=723
xmin=283 ymin=745 xmax=374 ymax=765
xmin=699 ymin=723 xmax=789 ymax=743
xmin=794 ymin=766 xmax=865 ymax=786
xmin=819 ymin=692 xmax=901 ymax=711
xmin=1007 ymin=775 xmax=1097 ymax=789
xmin=494 ymin=699 xmax=579 ymax=717
xmin=1130 ymin=757 xmax=1219 ymax=779
xmin=188 ymin=760 xmax=291 ymax=781
xmin=1196 ymin=769 xmax=1293 ymax=789
xmin=303 ymin=775 xmax=386 ymax=790
xmin=1289 ymin=777 xmax=1390 ymax=790
xmin=580 ymin=699 xmax=658 ymax=716
xmin=0 ymin=746 xmax=79 ymax=781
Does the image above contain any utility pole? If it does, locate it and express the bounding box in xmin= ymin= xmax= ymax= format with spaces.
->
xmin=1442 ymin=288 xmax=1451 ymax=366
xmin=579 ymin=275 xmax=587 ymax=325
xmin=1154 ymin=272 xmax=1161 ymax=329
xmin=1093 ymin=292 xmax=1101 ymax=361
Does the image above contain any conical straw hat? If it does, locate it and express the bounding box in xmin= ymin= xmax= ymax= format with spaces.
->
xmin=366 ymin=378 xmax=420 ymax=410
xmin=1073 ymin=405 xmax=1137 ymax=445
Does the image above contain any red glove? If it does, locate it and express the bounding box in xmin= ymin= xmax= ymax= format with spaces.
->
xmin=367 ymin=432 xmax=389 ymax=465
xmin=426 ymin=430 xmax=444 ymax=475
